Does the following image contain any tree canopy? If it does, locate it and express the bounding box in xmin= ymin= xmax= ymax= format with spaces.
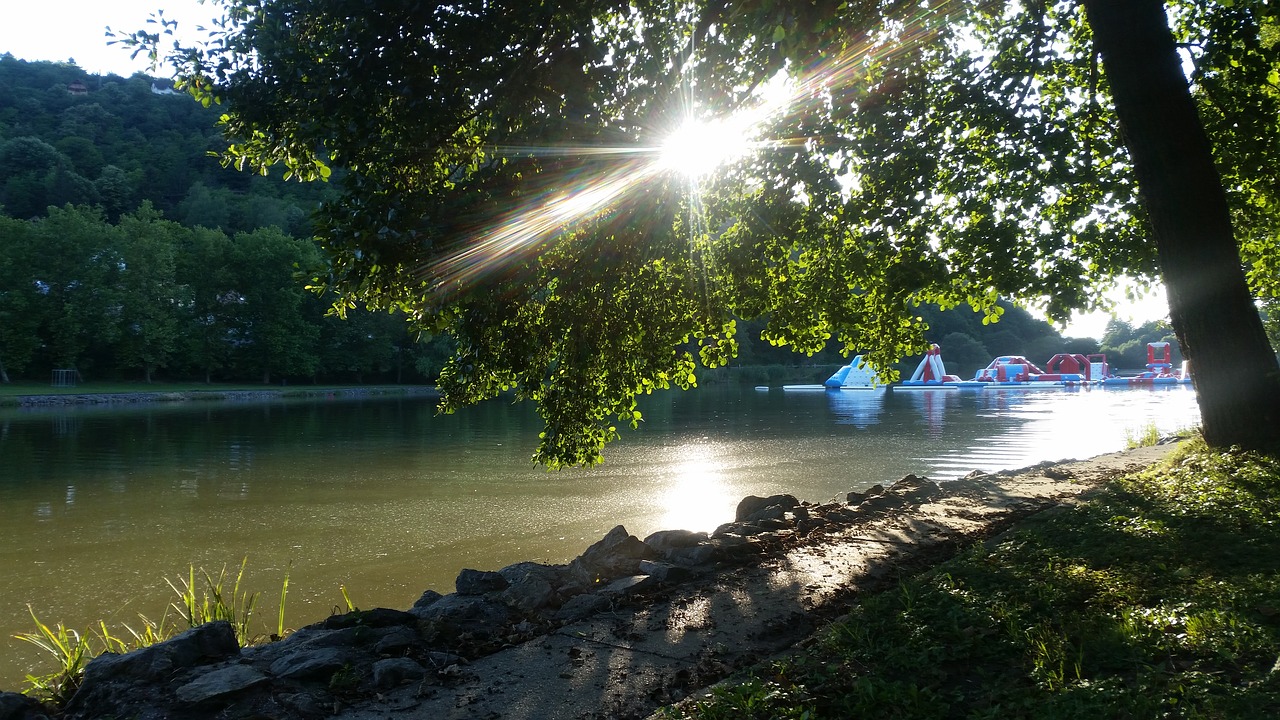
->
xmin=126 ymin=0 xmax=1280 ymax=465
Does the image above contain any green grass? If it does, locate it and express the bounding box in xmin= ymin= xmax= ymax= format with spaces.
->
xmin=15 ymin=559 xmax=294 ymax=703
xmin=662 ymin=439 xmax=1280 ymax=719
xmin=1124 ymin=421 xmax=1163 ymax=448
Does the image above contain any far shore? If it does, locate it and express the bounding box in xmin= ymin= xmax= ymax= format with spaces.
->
xmin=0 ymin=383 xmax=439 ymax=407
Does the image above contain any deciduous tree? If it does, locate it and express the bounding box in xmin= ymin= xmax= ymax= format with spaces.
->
xmin=126 ymin=0 xmax=1280 ymax=463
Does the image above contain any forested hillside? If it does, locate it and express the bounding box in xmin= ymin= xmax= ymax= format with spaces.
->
xmin=0 ymin=55 xmax=1175 ymax=386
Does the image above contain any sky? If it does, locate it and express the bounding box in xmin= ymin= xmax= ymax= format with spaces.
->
xmin=1 ymin=1 xmax=1172 ymax=340
xmin=0 ymin=0 xmax=219 ymax=78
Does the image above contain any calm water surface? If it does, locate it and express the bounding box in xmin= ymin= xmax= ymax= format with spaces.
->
xmin=0 ymin=384 xmax=1200 ymax=686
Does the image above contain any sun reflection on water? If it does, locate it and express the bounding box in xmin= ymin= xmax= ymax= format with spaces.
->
xmin=655 ymin=449 xmax=738 ymax=533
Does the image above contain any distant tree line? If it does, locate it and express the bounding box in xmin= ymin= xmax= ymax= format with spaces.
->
xmin=0 ymin=205 xmax=453 ymax=384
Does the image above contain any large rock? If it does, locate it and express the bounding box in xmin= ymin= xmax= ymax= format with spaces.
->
xmin=65 ymin=621 xmax=240 ymax=714
xmin=411 ymin=594 xmax=511 ymax=645
xmin=569 ymin=525 xmax=659 ymax=584
xmin=735 ymin=494 xmax=800 ymax=522
xmin=371 ymin=658 xmax=426 ymax=688
xmin=0 ymin=692 xmax=48 ymax=720
xmin=268 ymin=647 xmax=350 ymax=680
xmin=497 ymin=564 xmax=559 ymax=613
xmin=174 ymin=664 xmax=268 ymax=705
xmin=455 ymin=569 xmax=509 ymax=595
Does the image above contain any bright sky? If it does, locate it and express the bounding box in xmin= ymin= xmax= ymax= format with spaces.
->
xmin=0 ymin=0 xmax=219 ymax=78
xmin=1057 ymin=283 xmax=1170 ymax=341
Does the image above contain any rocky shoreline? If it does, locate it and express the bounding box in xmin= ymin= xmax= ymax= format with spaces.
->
xmin=0 ymin=443 xmax=1177 ymax=720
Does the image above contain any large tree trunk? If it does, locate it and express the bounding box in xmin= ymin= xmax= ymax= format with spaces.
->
xmin=0 ymin=356 xmax=9 ymax=384
xmin=1082 ymin=0 xmax=1280 ymax=452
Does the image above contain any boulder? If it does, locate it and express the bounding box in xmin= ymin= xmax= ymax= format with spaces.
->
xmin=321 ymin=607 xmax=418 ymax=630
xmin=735 ymin=494 xmax=800 ymax=522
xmin=65 ymin=621 xmax=240 ymax=714
xmin=455 ymin=569 xmax=509 ymax=595
xmin=371 ymin=658 xmax=426 ymax=688
xmin=268 ymin=647 xmax=350 ymax=680
xmin=643 ymin=529 xmax=709 ymax=553
xmin=569 ymin=525 xmax=659 ymax=584
xmin=413 ymin=589 xmax=445 ymax=610
xmin=174 ymin=664 xmax=269 ymax=705
xmin=846 ymin=484 xmax=885 ymax=504
xmin=0 ymin=692 xmax=48 ymax=720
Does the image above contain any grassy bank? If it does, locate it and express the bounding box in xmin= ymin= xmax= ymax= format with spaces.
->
xmin=661 ymin=439 xmax=1280 ymax=719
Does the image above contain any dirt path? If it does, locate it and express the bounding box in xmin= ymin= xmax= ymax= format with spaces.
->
xmin=335 ymin=444 xmax=1176 ymax=720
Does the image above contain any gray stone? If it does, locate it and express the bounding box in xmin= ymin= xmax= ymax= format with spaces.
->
xmin=637 ymin=560 xmax=693 ymax=583
xmin=753 ymin=517 xmax=791 ymax=531
xmin=321 ymin=607 xmax=417 ymax=630
xmin=889 ymin=474 xmax=940 ymax=499
xmin=268 ymin=646 xmax=349 ymax=680
xmin=456 ymin=568 xmax=509 ymax=595
xmin=413 ymin=589 xmax=444 ymax=609
xmin=279 ymin=692 xmax=330 ymax=716
xmin=66 ymin=621 xmax=240 ymax=713
xmin=711 ymin=522 xmax=743 ymax=537
xmin=500 ymin=574 xmax=555 ymax=613
xmin=0 ymin=692 xmax=47 ymax=720
xmin=601 ymin=574 xmax=662 ymax=596
xmin=371 ymin=657 xmax=426 ymax=688
xmin=553 ymin=593 xmax=609 ymax=623
xmin=412 ymin=594 xmax=511 ymax=642
xmin=744 ymin=504 xmax=788 ymax=522
xmin=847 ymin=484 xmax=885 ymax=504
xmin=735 ymin=494 xmax=799 ymax=522
xmin=663 ymin=544 xmax=716 ymax=567
xmin=825 ymin=507 xmax=860 ymax=523
xmin=643 ymin=529 xmax=709 ymax=552
xmin=422 ymin=650 xmax=465 ymax=669
xmin=797 ymin=517 xmax=828 ymax=535
xmin=373 ymin=626 xmax=420 ymax=656
xmin=175 ymin=664 xmax=269 ymax=704
xmin=569 ymin=525 xmax=659 ymax=584
xmin=498 ymin=561 xmax=569 ymax=611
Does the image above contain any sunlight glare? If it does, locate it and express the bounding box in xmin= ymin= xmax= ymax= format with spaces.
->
xmin=656 ymin=452 xmax=735 ymax=532
xmin=660 ymin=116 xmax=754 ymax=178
xmin=660 ymin=71 xmax=794 ymax=179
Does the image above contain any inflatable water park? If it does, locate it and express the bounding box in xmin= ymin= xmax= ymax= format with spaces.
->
xmin=764 ymin=342 xmax=1190 ymax=393
xmin=1099 ymin=342 xmax=1191 ymax=386
xmin=780 ymin=355 xmax=885 ymax=391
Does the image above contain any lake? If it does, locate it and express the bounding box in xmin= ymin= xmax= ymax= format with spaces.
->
xmin=0 ymin=384 xmax=1200 ymax=688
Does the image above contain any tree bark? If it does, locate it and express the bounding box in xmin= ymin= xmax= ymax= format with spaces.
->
xmin=1082 ymin=0 xmax=1280 ymax=451
xmin=0 ymin=356 xmax=9 ymax=384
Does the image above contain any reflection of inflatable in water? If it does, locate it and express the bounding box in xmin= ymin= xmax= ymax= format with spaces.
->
xmin=902 ymin=383 xmax=952 ymax=435
xmin=826 ymin=386 xmax=887 ymax=427
xmin=895 ymin=344 xmax=961 ymax=390
xmin=1101 ymin=342 xmax=1192 ymax=386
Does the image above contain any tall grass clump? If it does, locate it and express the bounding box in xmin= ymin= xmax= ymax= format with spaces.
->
xmin=13 ymin=608 xmax=94 ymax=703
xmin=1123 ymin=421 xmax=1162 ymax=448
xmin=14 ymin=558 xmax=293 ymax=702
xmin=167 ymin=558 xmax=260 ymax=645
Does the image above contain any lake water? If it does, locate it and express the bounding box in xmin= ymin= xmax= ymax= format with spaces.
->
xmin=0 ymin=384 xmax=1200 ymax=688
